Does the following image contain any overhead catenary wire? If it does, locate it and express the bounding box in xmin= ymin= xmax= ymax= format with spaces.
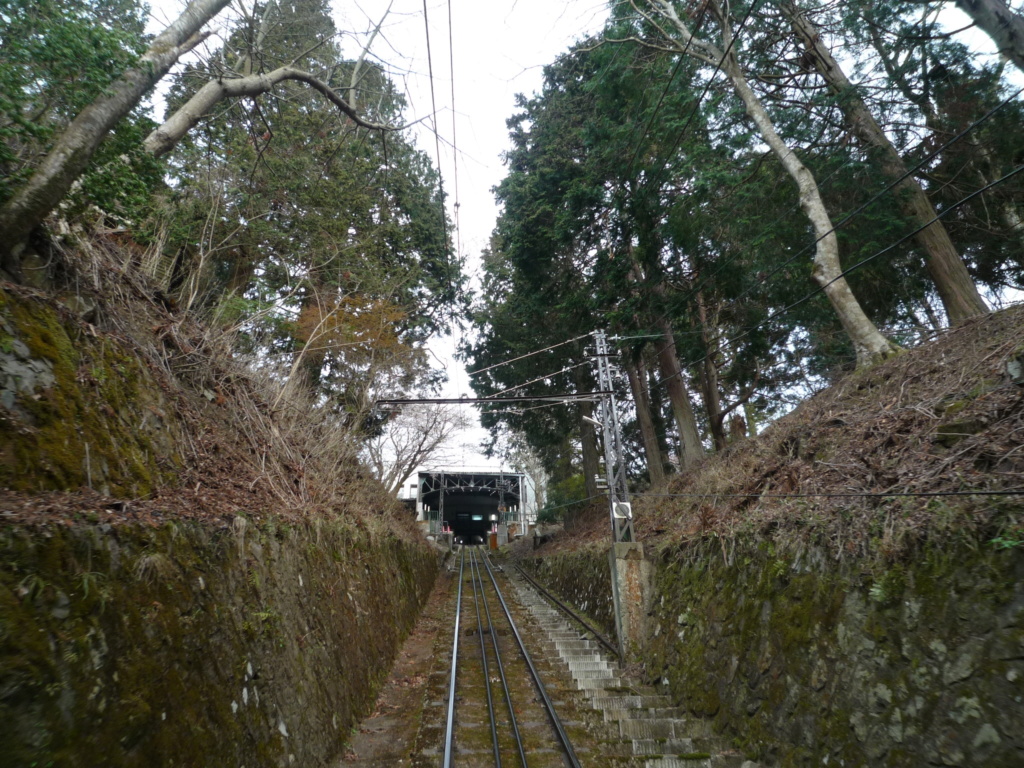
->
xmin=421 ymin=0 xmax=455 ymax=302
xmin=445 ymin=0 xmax=461 ymax=260
xmin=468 ymin=333 xmax=592 ymax=378
xmin=485 ymin=360 xmax=591 ymax=399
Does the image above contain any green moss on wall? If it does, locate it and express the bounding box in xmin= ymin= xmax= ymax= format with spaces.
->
xmin=529 ymin=536 xmax=1024 ymax=767
xmin=0 ymin=518 xmax=439 ymax=768
xmin=0 ymin=288 xmax=181 ymax=495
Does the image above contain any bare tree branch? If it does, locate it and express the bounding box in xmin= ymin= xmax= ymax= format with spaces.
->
xmin=144 ymin=66 xmax=395 ymax=158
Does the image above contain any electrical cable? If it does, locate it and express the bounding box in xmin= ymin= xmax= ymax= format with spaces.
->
xmin=421 ymin=0 xmax=455 ymax=302
xmin=637 ymin=488 xmax=1024 ymax=500
xmin=485 ymin=360 xmax=591 ymax=398
xmin=468 ymin=334 xmax=592 ymax=378
xmin=535 ymin=493 xmax=607 ymax=514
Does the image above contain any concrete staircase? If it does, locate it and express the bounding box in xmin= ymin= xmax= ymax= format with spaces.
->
xmin=508 ymin=570 xmax=761 ymax=768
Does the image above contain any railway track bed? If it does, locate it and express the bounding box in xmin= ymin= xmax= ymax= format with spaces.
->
xmin=341 ymin=547 xmax=760 ymax=768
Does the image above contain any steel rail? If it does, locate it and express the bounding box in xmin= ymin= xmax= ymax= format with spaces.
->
xmin=442 ymin=547 xmax=465 ymax=768
xmin=468 ymin=548 xmax=528 ymax=768
xmin=512 ymin=563 xmax=620 ymax=660
xmin=480 ymin=550 xmax=583 ymax=768
xmin=469 ymin=548 xmax=502 ymax=767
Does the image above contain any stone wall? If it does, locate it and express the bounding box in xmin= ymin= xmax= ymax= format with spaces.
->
xmin=0 ymin=286 xmax=184 ymax=496
xmin=523 ymin=544 xmax=616 ymax=638
xmin=523 ymin=538 xmax=1024 ymax=767
xmin=0 ymin=517 xmax=439 ymax=767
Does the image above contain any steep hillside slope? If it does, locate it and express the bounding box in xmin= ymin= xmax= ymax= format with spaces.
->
xmin=0 ymin=240 xmax=440 ymax=767
xmin=546 ymin=304 xmax=1024 ymax=558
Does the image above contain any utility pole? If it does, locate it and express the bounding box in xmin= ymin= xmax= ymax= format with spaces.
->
xmin=592 ymin=330 xmax=634 ymax=543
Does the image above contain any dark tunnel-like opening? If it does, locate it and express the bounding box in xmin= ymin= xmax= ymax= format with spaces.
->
xmin=418 ymin=471 xmax=523 ymax=540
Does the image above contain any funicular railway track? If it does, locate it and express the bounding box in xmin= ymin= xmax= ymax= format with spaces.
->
xmin=443 ymin=546 xmax=583 ymax=768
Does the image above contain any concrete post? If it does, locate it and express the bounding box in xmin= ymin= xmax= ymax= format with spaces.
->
xmin=608 ymin=542 xmax=652 ymax=659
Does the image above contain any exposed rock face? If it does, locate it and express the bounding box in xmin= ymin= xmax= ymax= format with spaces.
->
xmin=0 ymin=518 xmax=438 ymax=767
xmin=523 ymin=541 xmax=1024 ymax=766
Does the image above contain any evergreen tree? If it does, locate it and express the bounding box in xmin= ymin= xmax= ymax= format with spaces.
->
xmin=165 ymin=0 xmax=463 ymax=413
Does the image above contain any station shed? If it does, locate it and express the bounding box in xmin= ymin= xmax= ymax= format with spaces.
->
xmin=414 ymin=470 xmax=527 ymax=543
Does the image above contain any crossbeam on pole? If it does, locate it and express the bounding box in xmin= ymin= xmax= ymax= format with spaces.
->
xmin=375 ymin=392 xmax=612 ymax=406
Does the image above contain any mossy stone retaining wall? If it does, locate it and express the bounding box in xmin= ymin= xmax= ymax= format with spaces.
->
xmin=0 ymin=287 xmax=182 ymax=496
xmin=524 ymin=545 xmax=616 ymax=638
xmin=524 ymin=539 xmax=1024 ymax=766
xmin=0 ymin=517 xmax=438 ymax=767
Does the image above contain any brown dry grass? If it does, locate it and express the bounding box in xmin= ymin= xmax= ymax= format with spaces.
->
xmin=1 ymin=232 xmax=416 ymax=538
xmin=540 ymin=306 xmax=1024 ymax=562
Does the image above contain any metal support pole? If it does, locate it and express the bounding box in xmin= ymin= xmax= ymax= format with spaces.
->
xmin=439 ymin=472 xmax=446 ymax=544
xmin=592 ymin=330 xmax=633 ymax=543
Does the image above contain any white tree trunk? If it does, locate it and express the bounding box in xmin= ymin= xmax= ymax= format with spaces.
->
xmin=0 ymin=0 xmax=231 ymax=276
xmin=955 ymin=0 xmax=1024 ymax=75
xmin=646 ymin=0 xmax=898 ymax=366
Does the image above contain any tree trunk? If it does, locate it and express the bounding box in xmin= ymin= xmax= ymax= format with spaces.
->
xmin=144 ymin=67 xmax=390 ymax=158
xmin=782 ymin=0 xmax=989 ymax=324
xmin=579 ymin=400 xmax=601 ymax=498
xmin=646 ymin=0 xmax=898 ymax=367
xmin=644 ymin=346 xmax=673 ymax=464
xmin=625 ymin=360 xmax=666 ymax=487
xmin=955 ymin=0 xmax=1024 ymax=75
xmin=654 ymin=320 xmax=704 ymax=468
xmin=695 ymin=295 xmax=728 ymax=451
xmin=0 ymin=0 xmax=231 ymax=277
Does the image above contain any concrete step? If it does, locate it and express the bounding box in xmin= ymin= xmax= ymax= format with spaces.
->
xmin=603 ymin=706 xmax=689 ymax=722
xmin=576 ymin=676 xmax=624 ymax=690
xmin=572 ymin=668 xmax=620 ymax=680
xmin=631 ymin=737 xmax=701 ymax=755
xmin=619 ymin=718 xmax=682 ymax=740
xmin=591 ymin=695 xmax=674 ymax=710
xmin=644 ymin=758 xmax=713 ymax=768
xmin=567 ymin=659 xmax=614 ymax=672
xmin=645 ymin=755 xmax=750 ymax=768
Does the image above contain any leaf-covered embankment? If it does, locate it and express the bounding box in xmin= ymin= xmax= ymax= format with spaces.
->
xmin=519 ymin=306 xmax=1024 ymax=766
